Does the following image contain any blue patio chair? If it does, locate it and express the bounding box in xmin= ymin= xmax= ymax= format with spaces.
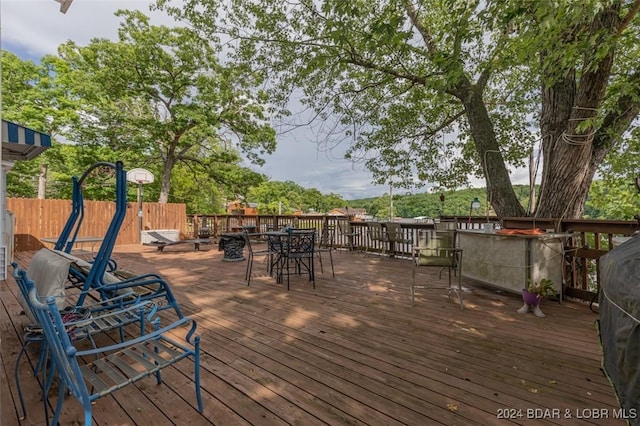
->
xmin=11 ymin=263 xmax=154 ymax=421
xmin=59 ymin=250 xmax=185 ymax=319
xmin=49 ymin=161 xmax=184 ymax=319
xmin=24 ymin=270 xmax=203 ymax=426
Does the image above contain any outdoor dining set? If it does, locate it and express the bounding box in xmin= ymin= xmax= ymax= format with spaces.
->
xmin=239 ymin=220 xmax=464 ymax=311
xmin=243 ymin=227 xmax=323 ymax=290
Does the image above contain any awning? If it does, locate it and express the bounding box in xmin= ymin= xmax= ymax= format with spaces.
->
xmin=1 ymin=120 xmax=52 ymax=161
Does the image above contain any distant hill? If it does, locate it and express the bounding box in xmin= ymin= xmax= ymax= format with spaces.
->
xmin=347 ymin=185 xmax=536 ymax=219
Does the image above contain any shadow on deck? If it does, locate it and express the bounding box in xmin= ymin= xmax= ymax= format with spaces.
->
xmin=1 ymin=244 xmax=621 ymax=425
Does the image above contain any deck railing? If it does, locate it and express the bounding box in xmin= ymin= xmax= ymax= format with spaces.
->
xmin=501 ymin=216 xmax=638 ymax=302
xmin=189 ymin=213 xmax=639 ymax=303
xmin=11 ymin=195 xmax=634 ymax=304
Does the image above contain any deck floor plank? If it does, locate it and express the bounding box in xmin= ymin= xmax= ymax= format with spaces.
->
xmin=2 ymin=245 xmax=625 ymax=426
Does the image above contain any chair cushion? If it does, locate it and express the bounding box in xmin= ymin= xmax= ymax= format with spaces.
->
xmin=19 ymin=248 xmax=72 ymax=322
xmin=53 ymin=250 xmax=122 ymax=284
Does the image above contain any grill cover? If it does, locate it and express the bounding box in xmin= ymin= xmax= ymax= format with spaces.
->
xmin=598 ymin=233 xmax=640 ymax=423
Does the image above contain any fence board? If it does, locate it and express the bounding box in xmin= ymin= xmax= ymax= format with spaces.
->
xmin=6 ymin=198 xmax=187 ymax=252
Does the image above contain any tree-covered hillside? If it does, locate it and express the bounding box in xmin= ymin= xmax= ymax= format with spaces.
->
xmin=347 ymin=187 xmax=512 ymax=219
xmin=347 ymin=182 xmax=640 ymax=221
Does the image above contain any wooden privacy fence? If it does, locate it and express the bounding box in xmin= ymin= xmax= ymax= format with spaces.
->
xmin=7 ymin=198 xmax=187 ymax=252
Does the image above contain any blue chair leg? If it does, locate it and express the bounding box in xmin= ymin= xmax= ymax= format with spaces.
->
xmin=50 ymin=380 xmax=67 ymax=426
xmin=14 ymin=344 xmax=30 ymax=420
xmin=194 ymin=336 xmax=203 ymax=412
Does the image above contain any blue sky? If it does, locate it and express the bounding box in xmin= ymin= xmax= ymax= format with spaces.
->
xmin=2 ymin=1 xmax=532 ymax=200
xmin=0 ymin=0 xmax=393 ymax=200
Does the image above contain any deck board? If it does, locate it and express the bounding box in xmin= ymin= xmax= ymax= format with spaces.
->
xmin=1 ymin=244 xmax=624 ymax=425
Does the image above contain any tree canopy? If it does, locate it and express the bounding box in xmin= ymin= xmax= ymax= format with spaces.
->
xmin=156 ymin=0 xmax=640 ymax=219
xmin=49 ymin=10 xmax=276 ymax=203
xmin=248 ymin=180 xmax=346 ymax=214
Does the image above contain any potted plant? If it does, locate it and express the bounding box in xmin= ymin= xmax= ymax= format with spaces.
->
xmin=517 ymin=278 xmax=558 ymax=318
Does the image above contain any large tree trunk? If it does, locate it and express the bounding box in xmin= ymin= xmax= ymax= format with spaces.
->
xmin=535 ymin=5 xmax=620 ymax=219
xmin=159 ymin=156 xmax=176 ymax=203
xmin=37 ymin=164 xmax=47 ymax=199
xmin=461 ymin=89 xmax=526 ymax=219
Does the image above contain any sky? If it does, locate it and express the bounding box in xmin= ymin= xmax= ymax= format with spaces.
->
xmin=1 ymin=0 xmax=529 ymax=200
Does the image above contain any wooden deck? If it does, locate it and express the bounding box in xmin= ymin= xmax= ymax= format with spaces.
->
xmin=1 ymin=244 xmax=624 ymax=425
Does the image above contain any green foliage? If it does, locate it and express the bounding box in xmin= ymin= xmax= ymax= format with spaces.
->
xmin=585 ymin=180 xmax=640 ymax=220
xmin=349 ymin=187 xmax=524 ymax=219
xmin=2 ymin=40 xmax=269 ymax=208
xmin=157 ymin=0 xmax=640 ymax=219
xmin=526 ymin=278 xmax=558 ymax=298
xmin=248 ymin=181 xmax=346 ymax=214
xmin=584 ymin=127 xmax=640 ymax=219
xmin=49 ymin=10 xmax=276 ymax=203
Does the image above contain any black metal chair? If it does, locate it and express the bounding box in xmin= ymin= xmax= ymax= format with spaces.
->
xmin=244 ymin=231 xmax=270 ymax=285
xmin=267 ymin=230 xmax=316 ymax=290
xmin=315 ymin=226 xmax=335 ymax=277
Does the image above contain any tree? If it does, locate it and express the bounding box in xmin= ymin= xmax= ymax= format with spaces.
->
xmin=1 ymin=50 xmax=98 ymax=199
xmin=156 ymin=0 xmax=640 ymax=219
xmin=52 ymin=10 xmax=276 ymax=203
xmin=585 ymin=125 xmax=640 ymax=219
xmin=248 ymin=180 xmax=346 ymax=213
xmin=2 ymin=50 xmax=60 ymax=198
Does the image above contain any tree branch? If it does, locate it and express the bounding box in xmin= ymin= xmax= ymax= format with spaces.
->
xmin=402 ymin=0 xmax=438 ymax=57
xmin=616 ymin=0 xmax=640 ymax=36
xmin=343 ymin=52 xmax=428 ymax=86
xmin=410 ymin=110 xmax=466 ymax=140
xmin=593 ymin=70 xmax=640 ymax=152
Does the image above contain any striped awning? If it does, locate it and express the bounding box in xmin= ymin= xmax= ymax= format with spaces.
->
xmin=2 ymin=120 xmax=52 ymax=161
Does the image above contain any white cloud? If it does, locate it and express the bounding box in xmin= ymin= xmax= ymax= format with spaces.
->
xmin=1 ymin=1 xmax=530 ymax=200
xmin=1 ymin=0 xmax=386 ymax=199
xmin=1 ymin=1 xmax=176 ymax=57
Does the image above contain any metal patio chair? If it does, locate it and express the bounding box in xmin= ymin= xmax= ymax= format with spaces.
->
xmin=11 ymin=263 xmax=154 ymax=421
xmin=366 ymin=222 xmax=389 ymax=255
xmin=244 ymin=231 xmax=271 ymax=285
xmin=24 ymin=270 xmax=203 ymax=426
xmin=267 ymin=229 xmax=316 ymax=290
xmin=385 ymin=222 xmax=413 ymax=257
xmin=411 ymin=229 xmax=464 ymax=309
xmin=315 ymin=226 xmax=335 ymax=277
xmin=337 ymin=220 xmax=358 ymax=251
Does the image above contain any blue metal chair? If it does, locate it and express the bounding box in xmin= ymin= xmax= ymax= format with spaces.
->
xmin=23 ymin=269 xmax=203 ymax=425
xmin=11 ymin=263 xmax=154 ymax=421
xmin=52 ymin=161 xmax=184 ymax=318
